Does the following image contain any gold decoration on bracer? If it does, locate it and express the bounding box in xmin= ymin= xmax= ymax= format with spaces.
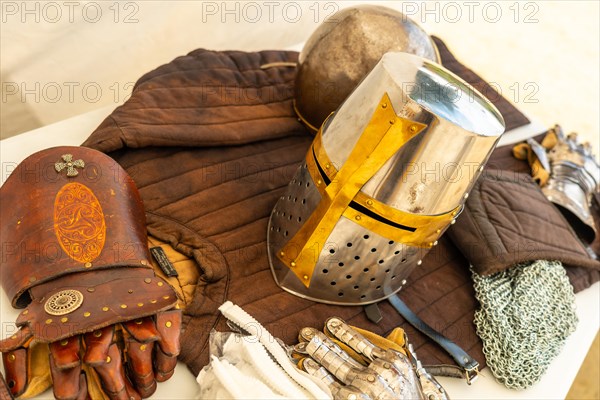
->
xmin=54 ymin=154 xmax=85 ymax=177
xmin=44 ymin=290 xmax=84 ymax=316
xmin=53 ymin=182 xmax=106 ymax=263
xmin=278 ymin=93 xmax=428 ymax=287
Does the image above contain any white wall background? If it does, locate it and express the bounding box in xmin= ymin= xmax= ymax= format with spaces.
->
xmin=1 ymin=0 xmax=599 ymax=151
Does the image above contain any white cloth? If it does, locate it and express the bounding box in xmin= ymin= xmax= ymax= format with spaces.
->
xmin=197 ymin=332 xmax=307 ymax=399
xmin=196 ymin=302 xmax=332 ymax=400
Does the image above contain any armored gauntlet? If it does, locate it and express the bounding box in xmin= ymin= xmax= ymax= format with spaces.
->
xmin=542 ymin=125 xmax=600 ymax=241
xmin=294 ymin=317 xmax=448 ymax=400
xmin=0 ymin=147 xmax=181 ymax=399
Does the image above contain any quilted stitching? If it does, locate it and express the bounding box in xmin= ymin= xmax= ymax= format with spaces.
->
xmin=81 ymin=42 xmax=597 ymax=378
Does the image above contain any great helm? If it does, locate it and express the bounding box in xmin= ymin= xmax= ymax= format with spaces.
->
xmin=294 ymin=4 xmax=440 ymax=132
xmin=268 ymin=52 xmax=505 ymax=305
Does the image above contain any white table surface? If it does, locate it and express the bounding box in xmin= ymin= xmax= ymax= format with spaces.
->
xmin=0 ymin=106 xmax=598 ymax=399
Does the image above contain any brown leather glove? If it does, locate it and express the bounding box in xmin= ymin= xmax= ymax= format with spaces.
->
xmin=0 ymin=372 xmax=12 ymax=400
xmin=0 ymin=147 xmax=182 ymax=399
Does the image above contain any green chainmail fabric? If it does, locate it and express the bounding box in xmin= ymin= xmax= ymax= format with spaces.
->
xmin=472 ymin=260 xmax=578 ymax=389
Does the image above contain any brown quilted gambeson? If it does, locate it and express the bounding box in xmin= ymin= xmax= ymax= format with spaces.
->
xmin=83 ymin=39 xmax=599 ymax=375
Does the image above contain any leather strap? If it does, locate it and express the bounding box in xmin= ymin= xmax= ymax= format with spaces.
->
xmin=363 ymin=303 xmax=383 ymax=324
xmin=387 ymin=295 xmax=480 ymax=384
xmin=425 ymin=365 xmax=472 ymax=380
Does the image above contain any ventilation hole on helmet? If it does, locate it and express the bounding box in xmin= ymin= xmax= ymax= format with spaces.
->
xmin=297 ymin=217 xmax=302 ymax=222
xmin=388 ymin=240 xmax=394 ymax=245
xmin=394 ymin=250 xmax=400 ymax=255
xmin=322 ymin=269 xmax=329 ymax=274
xmin=391 ymin=275 xmax=396 ymax=280
xmin=298 ymin=181 xmax=302 ymax=186
xmin=276 ymin=227 xmax=281 ymax=232
xmin=354 ymin=255 xmax=360 ymax=260
xmin=338 ymin=292 xmax=344 ymax=297
xmin=376 ymin=285 xmax=381 ymax=290
xmin=370 ymin=248 xmax=377 ymax=253
xmin=346 ymin=275 xmax=352 ymax=279
xmin=288 ymin=215 xmax=292 ymax=220
xmin=306 ymin=182 xmax=310 ymax=187
xmin=329 ymin=248 xmax=335 ymax=254
xmin=302 ymin=199 xmax=306 ymax=204
xmin=304 ymin=163 xmax=307 ymax=168
xmin=370 ymin=277 xmax=376 ymax=282
xmin=378 ymin=259 xmax=384 ymax=264
xmin=363 ymin=235 xmax=370 ymax=240
xmin=282 ymin=212 xmax=286 ymax=217
xmin=360 ymin=295 xmax=366 ymax=299
xmin=284 ymin=231 xmax=289 ymax=237
xmin=385 ymin=269 xmax=390 ymax=273
xmin=330 ymin=281 xmax=336 ymax=286
xmin=347 ymin=242 xmax=353 ymax=247
xmin=287 ymin=195 xmax=291 ymax=200
xmin=338 ymin=262 xmax=344 ymax=267
xmin=293 ymin=197 xmax=297 ymax=202
xmin=363 ymin=268 xmax=369 ymax=273
xmin=401 ymin=258 xmax=407 ymax=263
xmin=270 ymin=226 xmax=274 ymax=231
xmin=353 ymin=285 xmax=359 ymax=290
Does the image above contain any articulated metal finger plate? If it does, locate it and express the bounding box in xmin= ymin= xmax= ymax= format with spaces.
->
xmin=296 ymin=317 xmax=450 ymax=400
xmin=543 ymin=125 xmax=600 ymax=241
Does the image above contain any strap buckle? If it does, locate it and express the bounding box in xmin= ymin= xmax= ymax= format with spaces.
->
xmin=464 ymin=364 xmax=479 ymax=385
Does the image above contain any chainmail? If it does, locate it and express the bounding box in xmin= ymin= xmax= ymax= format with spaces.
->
xmin=472 ymin=260 xmax=578 ymax=389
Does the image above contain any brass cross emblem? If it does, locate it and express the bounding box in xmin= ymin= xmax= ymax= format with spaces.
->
xmin=55 ymin=154 xmax=85 ymax=177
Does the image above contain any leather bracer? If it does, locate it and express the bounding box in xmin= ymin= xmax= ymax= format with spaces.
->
xmin=0 ymin=146 xmax=176 ymax=341
xmin=0 ymin=147 xmax=180 ymax=399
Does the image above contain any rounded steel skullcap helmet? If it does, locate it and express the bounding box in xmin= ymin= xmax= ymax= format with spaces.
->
xmin=294 ymin=4 xmax=440 ymax=132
